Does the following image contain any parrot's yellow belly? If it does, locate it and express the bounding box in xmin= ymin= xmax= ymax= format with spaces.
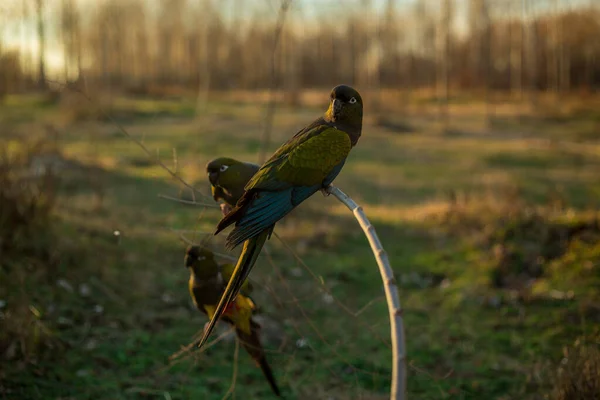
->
xmin=203 ymin=295 xmax=255 ymax=335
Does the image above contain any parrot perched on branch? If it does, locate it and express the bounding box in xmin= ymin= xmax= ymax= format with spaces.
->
xmin=184 ymin=245 xmax=281 ymax=397
xmin=206 ymin=157 xmax=260 ymax=216
xmin=197 ymin=84 xmax=363 ymax=350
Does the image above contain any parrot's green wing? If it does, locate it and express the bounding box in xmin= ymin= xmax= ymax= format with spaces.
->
xmin=221 ymin=263 xmax=253 ymax=296
xmin=245 ymin=123 xmax=352 ymax=191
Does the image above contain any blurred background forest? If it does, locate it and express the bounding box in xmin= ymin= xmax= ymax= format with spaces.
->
xmin=1 ymin=0 xmax=599 ymax=100
xmin=1 ymin=0 xmax=599 ymax=399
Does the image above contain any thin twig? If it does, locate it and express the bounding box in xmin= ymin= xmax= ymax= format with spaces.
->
xmin=46 ymin=79 xmax=210 ymax=203
xmin=354 ymin=295 xmax=386 ymax=317
xmin=169 ymin=229 xmax=214 ymax=235
xmin=221 ymin=338 xmax=240 ymax=400
xmin=177 ymin=233 xmax=238 ymax=261
xmin=168 ymin=325 xmax=235 ymax=363
xmin=274 ymin=232 xmax=391 ymax=347
xmin=158 ymin=194 xmax=218 ymax=208
xmin=326 ymin=185 xmax=406 ymax=400
xmin=257 ymin=0 xmax=293 ymax=164
xmin=265 ymin=249 xmax=383 ymax=379
xmin=89 ymin=276 xmax=126 ymax=306
xmin=262 ymin=248 xmax=361 ymax=382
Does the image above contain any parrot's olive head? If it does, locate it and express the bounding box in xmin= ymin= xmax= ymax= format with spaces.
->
xmin=327 ymin=85 xmax=363 ymax=122
xmin=206 ymin=157 xmax=241 ymax=186
xmin=185 ymin=245 xmax=216 ymax=268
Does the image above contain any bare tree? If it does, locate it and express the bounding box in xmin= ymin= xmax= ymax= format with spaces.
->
xmin=257 ymin=0 xmax=292 ymax=165
xmin=35 ymin=0 xmax=46 ymax=89
xmin=195 ymin=0 xmax=213 ymax=117
xmin=437 ymin=0 xmax=453 ymax=132
xmin=60 ymin=0 xmax=81 ymax=82
xmin=3 ymin=0 xmax=600 ymax=96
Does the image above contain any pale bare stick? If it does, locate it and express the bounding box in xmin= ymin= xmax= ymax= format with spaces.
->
xmin=325 ymin=185 xmax=406 ymax=400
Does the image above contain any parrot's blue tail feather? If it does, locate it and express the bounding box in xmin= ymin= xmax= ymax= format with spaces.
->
xmin=225 ymin=185 xmax=321 ymax=249
xmin=225 ymin=190 xmax=292 ymax=249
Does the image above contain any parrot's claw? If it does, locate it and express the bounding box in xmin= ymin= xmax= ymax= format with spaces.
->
xmin=320 ymin=186 xmax=332 ymax=197
xmin=220 ymin=203 xmax=232 ymax=217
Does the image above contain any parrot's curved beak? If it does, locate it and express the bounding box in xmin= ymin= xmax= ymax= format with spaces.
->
xmin=332 ymin=98 xmax=342 ymax=117
xmin=208 ymin=171 xmax=219 ymax=185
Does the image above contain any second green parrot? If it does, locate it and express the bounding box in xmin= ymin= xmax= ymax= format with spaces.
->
xmin=206 ymin=157 xmax=260 ymax=216
xmin=198 ymin=85 xmax=363 ymax=350
xmin=185 ymin=245 xmax=281 ymax=397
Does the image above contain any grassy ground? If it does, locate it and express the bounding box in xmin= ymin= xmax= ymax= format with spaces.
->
xmin=1 ymin=90 xmax=599 ymax=399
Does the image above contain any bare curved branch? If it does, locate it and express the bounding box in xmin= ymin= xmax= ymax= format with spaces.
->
xmin=326 ymin=185 xmax=406 ymax=400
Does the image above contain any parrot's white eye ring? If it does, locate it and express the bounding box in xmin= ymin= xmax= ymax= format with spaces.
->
xmin=349 ymin=97 xmax=357 ymax=104
xmin=220 ymin=165 xmax=229 ymax=172
xmin=197 ymin=256 xmax=205 ymax=261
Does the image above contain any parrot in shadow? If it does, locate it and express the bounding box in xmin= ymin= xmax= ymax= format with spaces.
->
xmin=206 ymin=157 xmax=260 ymax=216
xmin=185 ymin=245 xmax=281 ymax=397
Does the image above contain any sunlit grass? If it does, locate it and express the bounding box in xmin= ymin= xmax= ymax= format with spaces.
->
xmin=1 ymin=92 xmax=599 ymax=399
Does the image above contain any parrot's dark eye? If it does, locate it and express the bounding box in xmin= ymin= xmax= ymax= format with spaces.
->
xmin=349 ymin=97 xmax=357 ymax=104
xmin=219 ymin=165 xmax=229 ymax=172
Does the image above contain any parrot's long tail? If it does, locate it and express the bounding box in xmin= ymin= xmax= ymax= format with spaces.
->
xmin=237 ymin=320 xmax=281 ymax=397
xmin=197 ymin=230 xmax=270 ymax=350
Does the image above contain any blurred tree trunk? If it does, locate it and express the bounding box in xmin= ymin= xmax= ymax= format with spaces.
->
xmin=509 ymin=1 xmax=523 ymax=100
xmin=20 ymin=0 xmax=32 ymax=91
xmin=61 ymin=0 xmax=70 ymax=81
xmin=283 ymin=10 xmax=300 ymax=107
xmin=482 ymin=1 xmax=493 ymax=127
xmin=585 ymin=47 xmax=594 ymax=90
xmin=100 ymin=20 xmax=110 ymax=85
xmin=414 ymin=0 xmax=436 ymax=110
xmin=436 ymin=0 xmax=452 ymax=132
xmin=195 ymin=0 xmax=212 ymax=118
xmin=524 ymin=0 xmax=538 ymax=110
xmin=133 ymin=5 xmax=149 ymax=87
xmin=558 ymin=8 xmax=570 ymax=93
xmin=35 ymin=0 xmax=46 ymax=89
xmin=61 ymin=0 xmax=81 ymax=82
xmin=548 ymin=0 xmax=560 ymax=98
xmin=257 ymin=0 xmax=292 ymax=165
xmin=363 ymin=0 xmax=381 ymax=106
xmin=347 ymin=18 xmax=358 ymax=85
xmin=20 ymin=0 xmax=600 ymax=94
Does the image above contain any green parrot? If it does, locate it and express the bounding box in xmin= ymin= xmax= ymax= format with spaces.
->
xmin=185 ymin=245 xmax=281 ymax=397
xmin=206 ymin=157 xmax=260 ymax=216
xmin=197 ymin=84 xmax=363 ymax=350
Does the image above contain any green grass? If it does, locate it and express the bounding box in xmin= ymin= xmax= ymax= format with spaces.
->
xmin=1 ymin=92 xmax=599 ymax=399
